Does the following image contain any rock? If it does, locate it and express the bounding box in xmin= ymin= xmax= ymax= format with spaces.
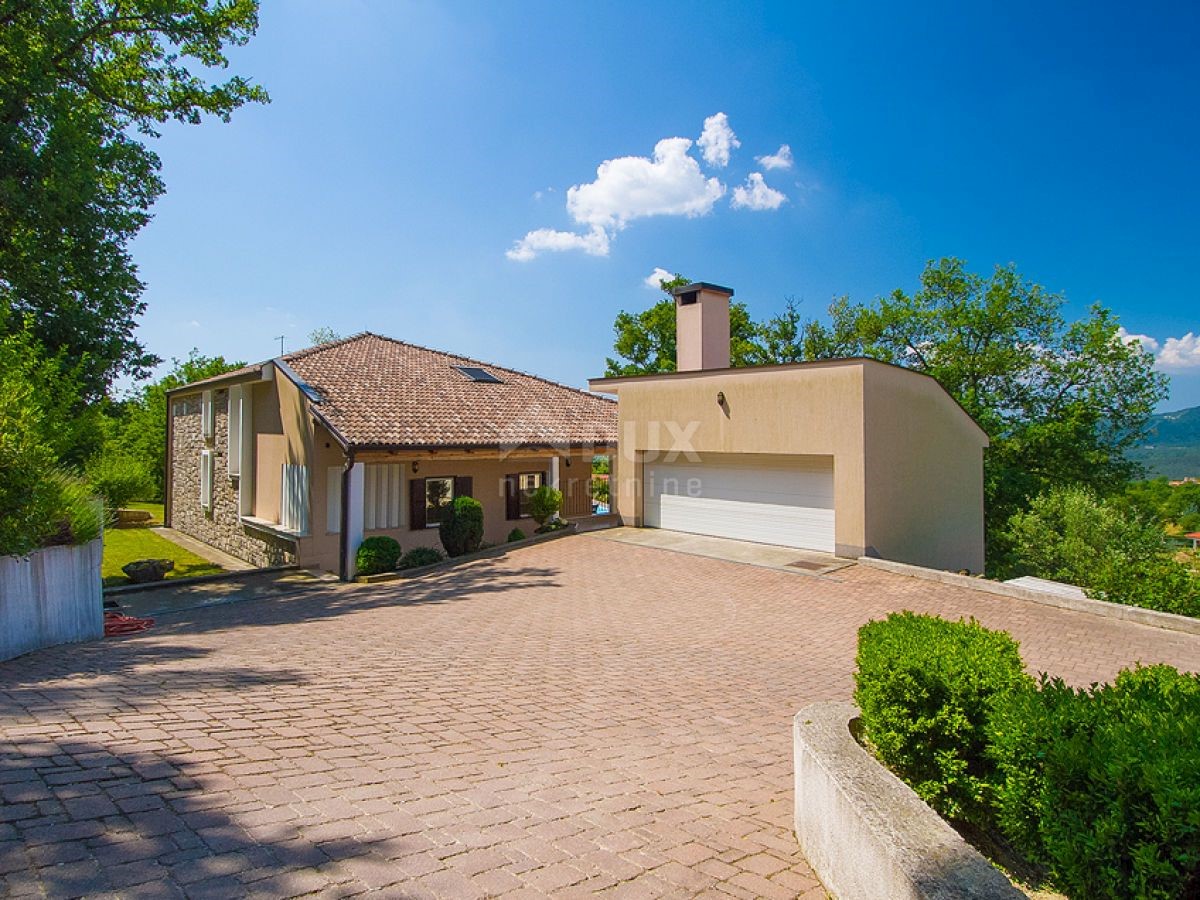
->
xmin=122 ymin=558 xmax=175 ymax=583
xmin=116 ymin=509 xmax=153 ymax=527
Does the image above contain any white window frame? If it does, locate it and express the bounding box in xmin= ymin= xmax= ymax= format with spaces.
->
xmin=517 ymin=471 xmax=544 ymax=518
xmin=201 ymin=390 xmax=215 ymax=440
xmin=200 ymin=449 xmax=214 ymax=510
xmin=227 ymin=386 xmax=242 ymax=476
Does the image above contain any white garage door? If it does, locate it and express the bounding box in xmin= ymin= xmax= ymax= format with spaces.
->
xmin=644 ymin=453 xmax=835 ymax=552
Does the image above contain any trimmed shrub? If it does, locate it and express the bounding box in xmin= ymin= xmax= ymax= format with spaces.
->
xmin=85 ymin=451 xmax=153 ymax=511
xmin=438 ymin=496 xmax=484 ymax=557
xmin=528 ymin=485 xmax=562 ymax=527
xmin=398 ymin=546 xmax=444 ymax=569
xmin=355 ymin=536 xmax=401 ymax=575
xmin=989 ymin=665 xmax=1200 ymax=899
xmin=507 ymin=527 xmax=526 ymax=543
xmin=854 ymin=612 xmax=1030 ymax=826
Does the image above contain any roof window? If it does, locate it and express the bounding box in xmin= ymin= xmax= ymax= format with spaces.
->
xmin=454 ymin=365 xmax=503 ymax=383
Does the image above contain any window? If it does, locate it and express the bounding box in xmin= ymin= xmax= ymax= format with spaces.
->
xmin=425 ymin=477 xmax=454 ymax=527
xmin=364 ymin=463 xmax=403 ymax=530
xmin=280 ymin=464 xmax=310 ymax=533
xmin=201 ymin=390 xmax=215 ymax=440
xmin=453 ymin=365 xmax=503 ymax=384
xmin=200 ymin=450 xmax=213 ymax=510
xmin=227 ymin=386 xmax=242 ymax=476
xmin=518 ymin=472 xmax=543 ymax=518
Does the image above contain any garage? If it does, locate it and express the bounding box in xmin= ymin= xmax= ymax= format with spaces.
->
xmin=643 ymin=453 xmax=835 ymax=553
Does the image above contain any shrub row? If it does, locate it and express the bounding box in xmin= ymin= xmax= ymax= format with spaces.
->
xmin=855 ymin=612 xmax=1200 ymax=899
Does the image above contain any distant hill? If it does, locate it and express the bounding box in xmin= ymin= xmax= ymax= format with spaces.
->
xmin=1128 ymin=405 xmax=1200 ymax=479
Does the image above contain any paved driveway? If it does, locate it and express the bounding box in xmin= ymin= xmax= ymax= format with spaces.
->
xmin=2 ymin=535 xmax=1198 ymax=899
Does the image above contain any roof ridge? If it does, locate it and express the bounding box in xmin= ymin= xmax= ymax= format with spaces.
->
xmin=315 ymin=332 xmax=615 ymax=404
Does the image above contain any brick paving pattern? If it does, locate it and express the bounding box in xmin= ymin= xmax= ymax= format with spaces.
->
xmin=2 ymin=534 xmax=1198 ymax=898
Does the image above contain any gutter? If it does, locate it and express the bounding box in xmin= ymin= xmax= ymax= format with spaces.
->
xmin=338 ymin=449 xmax=355 ymax=581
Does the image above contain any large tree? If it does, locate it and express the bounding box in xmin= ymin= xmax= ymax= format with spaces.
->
xmin=0 ymin=0 xmax=268 ymax=400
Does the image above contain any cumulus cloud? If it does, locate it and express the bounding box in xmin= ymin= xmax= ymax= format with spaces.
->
xmin=1158 ymin=333 xmax=1200 ymax=370
xmin=644 ymin=267 xmax=675 ymax=289
xmin=697 ymin=112 xmax=740 ymax=168
xmin=731 ymin=172 xmax=787 ymax=211
xmin=1116 ymin=327 xmax=1161 ymax=355
xmin=756 ymin=144 xmax=794 ymax=170
xmin=506 ymin=226 xmax=610 ymax=262
xmin=566 ymin=137 xmax=725 ymax=230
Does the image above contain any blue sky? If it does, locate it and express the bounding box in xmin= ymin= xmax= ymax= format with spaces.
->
xmin=130 ymin=0 xmax=1200 ymax=409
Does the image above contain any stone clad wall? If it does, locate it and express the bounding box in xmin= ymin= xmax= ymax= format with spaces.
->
xmin=171 ymin=388 xmax=296 ymax=567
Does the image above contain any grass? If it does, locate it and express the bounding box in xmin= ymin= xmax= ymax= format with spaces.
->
xmin=123 ymin=501 xmax=164 ymax=525
xmin=102 ymin=526 xmax=223 ymax=587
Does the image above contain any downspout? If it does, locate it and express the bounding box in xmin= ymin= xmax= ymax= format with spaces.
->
xmin=338 ymin=449 xmax=355 ymax=581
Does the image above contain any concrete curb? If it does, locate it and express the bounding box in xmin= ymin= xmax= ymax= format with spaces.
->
xmin=355 ymin=525 xmax=579 ymax=584
xmin=857 ymin=556 xmax=1200 ymax=637
xmin=794 ymin=702 xmax=1021 ymax=900
xmin=104 ymin=565 xmax=300 ymax=596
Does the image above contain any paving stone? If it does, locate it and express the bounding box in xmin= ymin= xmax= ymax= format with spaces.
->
xmin=1 ymin=537 xmax=1198 ymax=897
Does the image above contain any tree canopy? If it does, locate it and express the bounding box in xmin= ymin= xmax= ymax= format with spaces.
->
xmin=0 ymin=0 xmax=268 ymax=399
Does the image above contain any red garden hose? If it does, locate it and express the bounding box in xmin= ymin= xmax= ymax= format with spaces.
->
xmin=104 ymin=611 xmax=155 ymax=636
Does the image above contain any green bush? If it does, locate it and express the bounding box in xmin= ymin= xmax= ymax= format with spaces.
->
xmin=438 ymin=496 xmax=484 ymax=557
xmin=528 ymin=484 xmax=562 ymax=527
xmin=398 ymin=546 xmax=444 ymax=569
xmin=1003 ymin=486 xmax=1200 ymax=617
xmin=507 ymin=527 xmax=526 ymax=542
xmin=355 ymin=536 xmax=401 ymax=575
xmin=989 ymin=665 xmax=1200 ymax=899
xmin=854 ymin=612 xmax=1030 ymax=826
xmin=85 ymin=451 xmax=153 ymax=511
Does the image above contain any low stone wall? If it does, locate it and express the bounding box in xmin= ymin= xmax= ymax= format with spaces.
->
xmin=857 ymin=556 xmax=1200 ymax=637
xmin=0 ymin=540 xmax=104 ymax=662
xmin=794 ymin=701 xmax=1021 ymax=900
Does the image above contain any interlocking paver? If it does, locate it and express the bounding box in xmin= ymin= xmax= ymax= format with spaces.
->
xmin=2 ymin=535 xmax=1199 ymax=897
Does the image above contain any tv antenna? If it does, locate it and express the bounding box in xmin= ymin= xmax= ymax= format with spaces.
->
xmin=275 ymin=335 xmax=286 ymax=356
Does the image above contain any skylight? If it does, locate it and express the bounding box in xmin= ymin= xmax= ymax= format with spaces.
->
xmin=454 ymin=365 xmax=503 ymax=383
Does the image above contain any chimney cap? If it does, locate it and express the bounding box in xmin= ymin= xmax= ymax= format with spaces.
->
xmin=670 ymin=281 xmax=734 ymax=298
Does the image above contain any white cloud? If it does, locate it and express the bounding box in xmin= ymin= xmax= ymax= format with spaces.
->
xmin=1158 ymin=333 xmax=1200 ymax=370
xmin=1116 ymin=327 xmax=1160 ymax=355
xmin=505 ymin=226 xmax=610 ymax=262
xmin=644 ymin=267 xmax=675 ymax=289
xmin=696 ymin=112 xmax=740 ymax=168
xmin=731 ymin=172 xmax=787 ymax=211
xmin=566 ymin=137 xmax=726 ymax=231
xmin=756 ymin=144 xmax=794 ymax=170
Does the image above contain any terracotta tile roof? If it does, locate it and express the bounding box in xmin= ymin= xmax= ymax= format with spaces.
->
xmin=278 ymin=333 xmax=616 ymax=449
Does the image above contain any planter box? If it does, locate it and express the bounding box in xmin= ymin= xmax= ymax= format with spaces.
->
xmin=0 ymin=539 xmax=104 ymax=662
xmin=794 ymin=701 xmax=1022 ymax=900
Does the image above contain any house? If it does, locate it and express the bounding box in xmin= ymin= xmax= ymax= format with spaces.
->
xmin=588 ymin=283 xmax=989 ymax=573
xmin=165 ymin=334 xmax=617 ymax=578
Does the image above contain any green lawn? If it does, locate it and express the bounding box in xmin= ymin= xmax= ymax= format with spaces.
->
xmin=123 ymin=501 xmax=165 ymax=525
xmin=103 ymin=527 xmax=223 ymax=587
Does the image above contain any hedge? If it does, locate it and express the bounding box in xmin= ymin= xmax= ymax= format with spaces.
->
xmin=439 ymin=496 xmax=484 ymax=557
xmin=356 ymin=536 xmax=401 ymax=575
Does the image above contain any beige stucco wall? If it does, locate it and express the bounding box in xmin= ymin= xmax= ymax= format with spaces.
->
xmin=861 ymin=364 xmax=987 ymax=573
xmin=595 ymin=360 xmax=987 ymax=570
xmin=603 ymin=361 xmax=869 ymax=556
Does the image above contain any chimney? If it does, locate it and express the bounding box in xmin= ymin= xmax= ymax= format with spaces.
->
xmin=673 ymin=282 xmax=733 ymax=371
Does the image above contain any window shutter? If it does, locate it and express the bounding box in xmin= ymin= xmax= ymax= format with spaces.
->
xmin=409 ymin=479 xmax=426 ymax=530
xmin=200 ymin=450 xmax=213 ymax=510
xmin=505 ymin=476 xmax=520 ymax=520
xmin=454 ymin=476 xmax=473 ymax=499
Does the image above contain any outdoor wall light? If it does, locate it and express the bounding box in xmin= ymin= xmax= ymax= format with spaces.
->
xmin=412 ymin=461 xmax=420 ymax=474
xmin=564 ymin=458 xmax=571 ymax=467
xmin=716 ymin=391 xmax=726 ymax=406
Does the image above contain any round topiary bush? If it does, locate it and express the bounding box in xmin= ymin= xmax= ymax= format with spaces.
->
xmin=439 ymin=496 xmax=484 ymax=557
xmin=507 ymin=527 xmax=526 ymax=543
xmin=398 ymin=546 xmax=444 ymax=570
xmin=529 ymin=485 xmax=562 ymax=528
xmin=356 ymin=536 xmax=401 ymax=575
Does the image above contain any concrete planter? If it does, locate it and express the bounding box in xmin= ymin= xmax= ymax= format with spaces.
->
xmin=794 ymin=701 xmax=1022 ymax=900
xmin=0 ymin=539 xmax=104 ymax=662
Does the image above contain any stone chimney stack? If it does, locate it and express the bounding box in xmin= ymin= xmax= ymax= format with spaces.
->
xmin=673 ymin=282 xmax=733 ymax=372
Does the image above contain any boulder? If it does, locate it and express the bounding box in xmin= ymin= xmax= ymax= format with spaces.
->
xmin=122 ymin=558 xmax=175 ymax=584
xmin=116 ymin=509 xmax=153 ymax=527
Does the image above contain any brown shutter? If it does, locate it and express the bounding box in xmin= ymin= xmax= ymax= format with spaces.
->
xmin=409 ymin=479 xmax=426 ymax=530
xmin=454 ymin=475 xmax=473 ymax=499
xmin=505 ymin=475 xmax=520 ymax=520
